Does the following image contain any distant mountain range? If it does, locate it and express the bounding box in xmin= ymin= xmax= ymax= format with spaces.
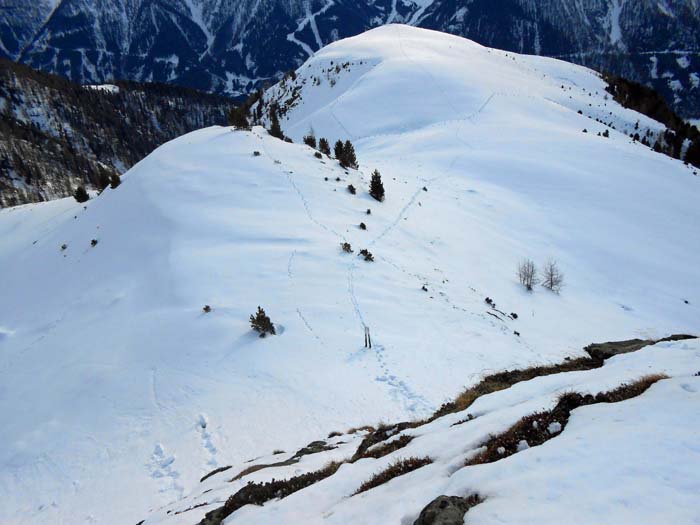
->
xmin=1 ymin=0 xmax=698 ymax=117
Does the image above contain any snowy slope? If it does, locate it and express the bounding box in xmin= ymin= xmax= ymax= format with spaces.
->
xmin=143 ymin=338 xmax=700 ymax=525
xmin=1 ymin=25 xmax=699 ymax=525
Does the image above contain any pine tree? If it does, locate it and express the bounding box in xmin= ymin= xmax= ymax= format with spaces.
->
xmin=97 ymin=172 xmax=111 ymax=190
xmin=303 ymin=128 xmax=317 ymax=148
xmin=319 ymin=138 xmax=331 ymax=156
xmin=303 ymin=134 xmax=317 ymax=148
xmin=228 ymin=106 xmax=249 ymax=129
xmin=343 ymin=140 xmax=358 ymax=168
xmin=369 ymin=169 xmax=385 ymax=202
xmin=74 ymin=186 xmax=90 ymax=203
xmin=334 ymin=140 xmax=344 ymax=160
xmin=109 ymin=174 xmax=121 ymax=189
xmin=268 ymin=104 xmax=284 ymax=140
xmin=686 ymin=139 xmax=700 ymax=167
xmin=250 ymin=306 xmax=276 ymax=337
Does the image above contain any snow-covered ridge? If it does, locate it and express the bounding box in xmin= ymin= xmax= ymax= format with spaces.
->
xmin=1 ymin=26 xmax=699 ymax=525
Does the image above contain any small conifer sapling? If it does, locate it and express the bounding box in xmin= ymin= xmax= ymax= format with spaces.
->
xmin=250 ymin=307 xmax=276 ymax=337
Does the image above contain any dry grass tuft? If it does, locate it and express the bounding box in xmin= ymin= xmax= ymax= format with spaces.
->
xmin=200 ymin=462 xmax=343 ymax=524
xmin=353 ymin=456 xmax=432 ymax=495
xmin=361 ymin=435 xmax=414 ymax=460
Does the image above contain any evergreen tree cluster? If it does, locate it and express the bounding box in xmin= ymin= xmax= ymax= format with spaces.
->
xmin=303 ymin=133 xmax=317 ymax=149
xmin=302 ymin=130 xmax=334 ymax=160
xmin=604 ymin=72 xmax=700 ymax=168
xmin=334 ymin=139 xmax=358 ymax=169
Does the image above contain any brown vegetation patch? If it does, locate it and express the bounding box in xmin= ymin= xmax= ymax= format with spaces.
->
xmin=230 ymin=440 xmax=335 ymax=481
xmin=350 ymin=422 xmax=420 ymax=462
xmin=199 ymin=462 xmax=342 ymax=525
xmin=200 ymin=465 xmax=232 ymax=483
xmin=353 ymin=456 xmax=432 ymax=495
xmin=433 ymin=335 xmax=694 ymax=421
xmin=432 ymin=356 xmax=597 ymax=420
xmin=467 ymin=375 xmax=666 ymax=466
xmin=362 ymin=435 xmax=414 ymax=460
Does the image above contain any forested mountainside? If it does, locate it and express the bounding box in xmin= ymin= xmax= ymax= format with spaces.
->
xmin=0 ymin=59 xmax=231 ymax=207
xmin=2 ymin=0 xmax=698 ymax=117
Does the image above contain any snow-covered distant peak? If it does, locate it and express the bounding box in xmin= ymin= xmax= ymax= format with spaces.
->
xmin=263 ymin=24 xmax=668 ymax=147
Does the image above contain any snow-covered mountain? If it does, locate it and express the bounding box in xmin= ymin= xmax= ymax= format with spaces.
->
xmin=1 ymin=25 xmax=698 ymax=525
xmin=2 ymin=0 xmax=699 ymax=117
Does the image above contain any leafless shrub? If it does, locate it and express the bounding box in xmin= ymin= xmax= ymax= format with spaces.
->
xmin=542 ymin=259 xmax=564 ymax=293
xmin=517 ymin=258 xmax=538 ymax=291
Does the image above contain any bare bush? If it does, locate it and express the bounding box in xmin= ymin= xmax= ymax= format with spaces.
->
xmin=542 ymin=259 xmax=564 ymax=293
xmin=517 ymin=259 xmax=538 ymax=291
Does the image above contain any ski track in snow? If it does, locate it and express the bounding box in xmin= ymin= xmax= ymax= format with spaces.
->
xmin=257 ymin=124 xmax=432 ymax=413
xmin=150 ymin=367 xmax=165 ymax=412
xmin=320 ymin=27 xmax=504 ymax=415
xmin=286 ymin=250 xmax=325 ymax=346
xmin=258 ymin=127 xmax=432 ymax=414
xmin=257 ymin=131 xmax=344 ymax=240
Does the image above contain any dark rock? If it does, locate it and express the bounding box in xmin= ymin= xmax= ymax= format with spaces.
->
xmin=414 ymin=495 xmax=482 ymax=525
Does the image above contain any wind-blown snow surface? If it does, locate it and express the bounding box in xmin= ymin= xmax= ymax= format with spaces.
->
xmin=1 ymin=25 xmax=699 ymax=525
